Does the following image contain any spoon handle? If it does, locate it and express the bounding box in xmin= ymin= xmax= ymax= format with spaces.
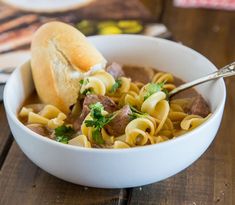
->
xmin=169 ymin=62 xmax=235 ymax=97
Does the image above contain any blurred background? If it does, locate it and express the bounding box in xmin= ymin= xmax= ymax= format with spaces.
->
xmin=0 ymin=0 xmax=234 ymax=80
xmin=0 ymin=0 xmax=170 ymax=55
xmin=0 ymin=0 xmax=233 ymax=54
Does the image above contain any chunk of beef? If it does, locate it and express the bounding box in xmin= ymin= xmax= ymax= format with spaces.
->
xmin=105 ymin=105 xmax=132 ymax=137
xmin=73 ymin=95 xmax=118 ymax=131
xmin=122 ymin=65 xmax=154 ymax=84
xmin=73 ymin=105 xmax=90 ymax=130
xmin=189 ymin=95 xmax=210 ymax=117
xmin=27 ymin=124 xmax=51 ymax=137
xmin=83 ymin=94 xmax=118 ymax=113
xmin=106 ymin=62 xmax=125 ymax=79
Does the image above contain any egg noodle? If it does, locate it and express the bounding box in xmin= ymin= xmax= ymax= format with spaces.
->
xmin=19 ymin=69 xmax=211 ymax=149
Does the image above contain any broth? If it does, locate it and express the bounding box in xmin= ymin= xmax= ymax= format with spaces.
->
xmin=19 ymin=64 xmax=211 ymax=148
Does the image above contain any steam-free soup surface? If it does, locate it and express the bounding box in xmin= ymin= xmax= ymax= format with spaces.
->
xmin=19 ymin=63 xmax=210 ymax=149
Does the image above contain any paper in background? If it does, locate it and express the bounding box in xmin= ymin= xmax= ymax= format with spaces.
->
xmin=174 ymin=0 xmax=235 ymax=10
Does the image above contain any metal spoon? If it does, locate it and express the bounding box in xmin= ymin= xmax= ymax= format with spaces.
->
xmin=169 ymin=62 xmax=235 ymax=97
xmin=0 ymin=62 xmax=234 ymax=100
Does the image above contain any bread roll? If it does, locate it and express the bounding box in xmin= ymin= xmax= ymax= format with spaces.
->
xmin=31 ymin=21 xmax=107 ymax=113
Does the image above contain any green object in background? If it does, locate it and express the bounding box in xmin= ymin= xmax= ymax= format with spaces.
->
xmin=98 ymin=25 xmax=122 ymax=35
xmin=118 ymin=20 xmax=140 ymax=29
xmin=118 ymin=20 xmax=143 ymax=34
xmin=76 ymin=20 xmax=143 ymax=36
xmin=76 ymin=20 xmax=96 ymax=36
xmin=122 ymin=24 xmax=143 ymax=34
xmin=97 ymin=21 xmax=117 ymax=29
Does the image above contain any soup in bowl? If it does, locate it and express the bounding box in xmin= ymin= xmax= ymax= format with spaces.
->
xmin=4 ymin=35 xmax=226 ymax=188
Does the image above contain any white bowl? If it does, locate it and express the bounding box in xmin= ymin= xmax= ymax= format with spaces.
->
xmin=4 ymin=35 xmax=226 ymax=188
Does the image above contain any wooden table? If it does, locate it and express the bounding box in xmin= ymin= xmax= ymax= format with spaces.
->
xmin=0 ymin=1 xmax=235 ymax=204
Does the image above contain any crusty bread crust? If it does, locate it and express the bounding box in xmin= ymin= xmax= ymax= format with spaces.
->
xmin=31 ymin=21 xmax=106 ymax=113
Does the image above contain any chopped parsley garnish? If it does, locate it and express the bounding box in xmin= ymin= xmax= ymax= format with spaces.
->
xmin=79 ymin=79 xmax=84 ymax=85
xmin=84 ymin=102 xmax=114 ymax=144
xmin=92 ymin=129 xmax=104 ymax=145
xmin=143 ymin=82 xmax=165 ymax=100
xmin=55 ymin=125 xmax=75 ymax=144
xmin=110 ymin=79 xmax=122 ymax=93
xmin=79 ymin=78 xmax=89 ymax=85
xmin=81 ymin=88 xmax=94 ymax=95
xmin=162 ymin=88 xmax=169 ymax=100
xmin=80 ymin=79 xmax=92 ymax=95
xmin=55 ymin=136 xmax=69 ymax=144
xmin=129 ymin=106 xmax=148 ymax=120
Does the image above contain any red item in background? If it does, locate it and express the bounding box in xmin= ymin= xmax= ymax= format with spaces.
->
xmin=174 ymin=0 xmax=235 ymax=10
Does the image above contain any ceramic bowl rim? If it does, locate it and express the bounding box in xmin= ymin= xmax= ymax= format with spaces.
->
xmin=3 ymin=34 xmax=226 ymax=154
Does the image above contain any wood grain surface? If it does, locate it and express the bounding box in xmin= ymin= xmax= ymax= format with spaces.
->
xmin=0 ymin=104 xmax=12 ymax=168
xmin=129 ymin=1 xmax=235 ymax=205
xmin=0 ymin=0 xmax=162 ymax=54
xmin=0 ymin=143 xmax=128 ymax=205
xmin=0 ymin=0 xmax=235 ymax=204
